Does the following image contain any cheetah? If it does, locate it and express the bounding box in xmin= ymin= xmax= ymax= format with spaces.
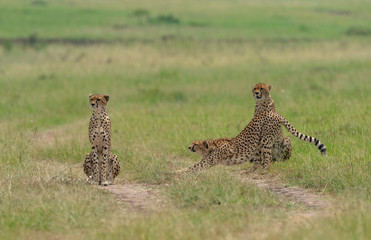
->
xmin=251 ymin=83 xmax=292 ymax=164
xmin=83 ymin=94 xmax=120 ymax=185
xmin=187 ymin=83 xmax=292 ymax=164
xmin=177 ymin=110 xmax=327 ymax=173
xmin=188 ymin=138 xmax=233 ymax=158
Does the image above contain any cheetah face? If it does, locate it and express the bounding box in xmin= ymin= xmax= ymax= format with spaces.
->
xmin=252 ymin=83 xmax=272 ymax=101
xmin=188 ymin=140 xmax=213 ymax=157
xmin=89 ymin=94 xmax=109 ymax=109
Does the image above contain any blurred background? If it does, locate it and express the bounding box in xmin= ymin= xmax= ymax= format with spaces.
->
xmin=1 ymin=0 xmax=369 ymax=132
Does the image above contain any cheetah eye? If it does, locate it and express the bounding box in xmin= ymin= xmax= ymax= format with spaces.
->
xmin=96 ymin=99 xmax=100 ymax=102
xmin=205 ymin=143 xmax=209 ymax=149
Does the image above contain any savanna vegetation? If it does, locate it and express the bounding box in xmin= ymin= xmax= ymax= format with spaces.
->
xmin=0 ymin=0 xmax=370 ymax=239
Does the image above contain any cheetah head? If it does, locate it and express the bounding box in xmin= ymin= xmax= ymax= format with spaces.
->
xmin=89 ymin=94 xmax=109 ymax=110
xmin=252 ymin=83 xmax=272 ymax=100
xmin=188 ymin=140 xmax=215 ymax=157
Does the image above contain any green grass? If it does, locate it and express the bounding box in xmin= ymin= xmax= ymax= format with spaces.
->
xmin=1 ymin=0 xmax=371 ymax=40
xmin=0 ymin=0 xmax=370 ymax=239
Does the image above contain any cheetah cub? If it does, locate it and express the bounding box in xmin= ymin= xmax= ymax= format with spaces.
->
xmin=83 ymin=94 xmax=120 ymax=186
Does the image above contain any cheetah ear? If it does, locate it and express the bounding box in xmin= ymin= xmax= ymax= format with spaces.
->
xmin=203 ymin=141 xmax=209 ymax=149
xmin=89 ymin=94 xmax=93 ymax=99
xmin=104 ymin=94 xmax=109 ymax=102
xmin=268 ymin=85 xmax=272 ymax=90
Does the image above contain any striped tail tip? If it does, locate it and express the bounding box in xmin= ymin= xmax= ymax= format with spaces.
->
xmin=317 ymin=142 xmax=327 ymax=156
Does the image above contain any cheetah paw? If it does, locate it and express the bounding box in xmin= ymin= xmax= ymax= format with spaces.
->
xmin=86 ymin=176 xmax=99 ymax=185
xmin=102 ymin=181 xmax=112 ymax=186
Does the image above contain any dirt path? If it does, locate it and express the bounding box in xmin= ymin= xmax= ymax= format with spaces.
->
xmin=33 ymin=124 xmax=331 ymax=215
xmin=234 ymin=173 xmax=334 ymax=237
xmin=98 ymin=184 xmax=164 ymax=212
xmin=31 ymin=123 xmax=166 ymax=213
xmin=242 ymin=174 xmax=330 ymax=210
xmin=98 ymin=173 xmax=331 ymax=215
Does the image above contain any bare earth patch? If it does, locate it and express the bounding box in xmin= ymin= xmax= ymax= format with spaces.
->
xmin=98 ymin=184 xmax=164 ymax=212
xmin=236 ymin=173 xmax=334 ymax=238
xmin=239 ymin=172 xmax=334 ymax=230
xmin=243 ymin=174 xmax=330 ymax=210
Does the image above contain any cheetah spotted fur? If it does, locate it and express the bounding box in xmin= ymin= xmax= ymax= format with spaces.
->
xmin=188 ymin=138 xmax=233 ymax=158
xmin=187 ymin=83 xmax=292 ymax=165
xmin=178 ymin=102 xmax=327 ymax=172
xmin=83 ymin=94 xmax=120 ymax=185
xmin=248 ymin=83 xmax=292 ymax=172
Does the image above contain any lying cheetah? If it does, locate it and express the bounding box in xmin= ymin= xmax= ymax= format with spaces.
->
xmin=177 ymin=110 xmax=327 ymax=173
xmin=83 ymin=94 xmax=120 ymax=185
xmin=188 ymin=138 xmax=233 ymax=157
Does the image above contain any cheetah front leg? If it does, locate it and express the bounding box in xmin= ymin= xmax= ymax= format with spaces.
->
xmin=176 ymin=156 xmax=218 ymax=173
xmin=244 ymin=148 xmax=262 ymax=174
xmin=101 ymin=147 xmax=110 ymax=186
xmin=261 ymin=135 xmax=274 ymax=171
xmin=176 ymin=147 xmax=232 ymax=173
xmin=91 ymin=146 xmax=100 ymax=185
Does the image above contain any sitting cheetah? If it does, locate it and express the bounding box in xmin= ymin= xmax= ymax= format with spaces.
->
xmin=250 ymin=83 xmax=292 ymax=165
xmin=177 ymin=110 xmax=327 ymax=173
xmin=188 ymin=138 xmax=233 ymax=157
xmin=83 ymin=94 xmax=120 ymax=185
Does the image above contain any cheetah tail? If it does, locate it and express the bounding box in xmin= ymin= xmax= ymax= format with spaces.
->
xmin=280 ymin=115 xmax=327 ymax=156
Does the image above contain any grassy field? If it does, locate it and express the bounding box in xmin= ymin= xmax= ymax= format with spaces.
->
xmin=0 ymin=0 xmax=370 ymax=239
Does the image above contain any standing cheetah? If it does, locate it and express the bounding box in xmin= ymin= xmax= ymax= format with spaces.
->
xmin=83 ymin=94 xmax=120 ymax=185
